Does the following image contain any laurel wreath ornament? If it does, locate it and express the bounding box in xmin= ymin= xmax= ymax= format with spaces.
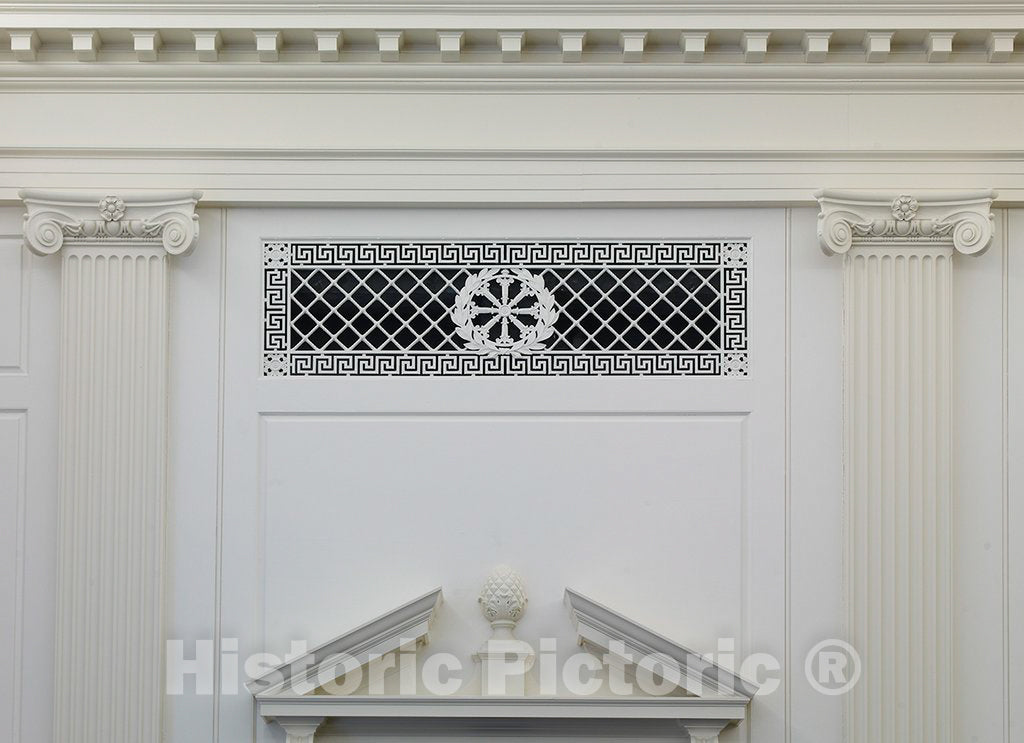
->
xmin=451 ymin=268 xmax=558 ymax=356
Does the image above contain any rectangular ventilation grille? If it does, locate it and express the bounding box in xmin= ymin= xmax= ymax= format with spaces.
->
xmin=264 ymin=240 xmax=748 ymax=376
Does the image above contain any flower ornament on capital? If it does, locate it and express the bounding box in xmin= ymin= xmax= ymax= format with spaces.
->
xmin=890 ymin=195 xmax=919 ymax=222
xmin=99 ymin=196 xmax=126 ymax=222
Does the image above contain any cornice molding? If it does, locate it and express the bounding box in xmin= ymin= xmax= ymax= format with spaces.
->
xmin=815 ymin=189 xmax=997 ymax=256
xmin=19 ymin=189 xmax=202 ymax=256
xmin=5 ymin=0 xmax=1024 ymax=18
xmin=1 ymin=2 xmax=1023 ymax=90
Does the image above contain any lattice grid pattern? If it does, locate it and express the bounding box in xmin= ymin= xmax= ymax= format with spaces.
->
xmin=264 ymin=240 xmax=748 ymax=376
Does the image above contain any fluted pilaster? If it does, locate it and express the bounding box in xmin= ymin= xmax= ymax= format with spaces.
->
xmin=817 ymin=190 xmax=994 ymax=743
xmin=21 ymin=190 xmax=200 ymax=743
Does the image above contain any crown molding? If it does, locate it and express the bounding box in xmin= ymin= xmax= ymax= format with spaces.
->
xmin=19 ymin=189 xmax=202 ymax=256
xmin=1 ymin=1 xmax=1023 ymax=90
xmin=815 ymin=188 xmax=997 ymax=255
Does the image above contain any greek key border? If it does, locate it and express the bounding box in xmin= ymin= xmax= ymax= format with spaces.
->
xmin=263 ymin=239 xmax=749 ymax=377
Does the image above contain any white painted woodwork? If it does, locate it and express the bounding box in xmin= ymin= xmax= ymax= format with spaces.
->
xmin=193 ymin=30 xmax=221 ymax=61
xmin=279 ymin=718 xmax=324 ymax=743
xmin=70 ymin=30 xmax=99 ymax=62
xmin=620 ymin=31 xmax=646 ymax=62
xmin=0 ymin=410 xmax=26 ymax=743
xmin=1008 ymin=210 xmax=1024 ymax=743
xmin=802 ymin=31 xmax=831 ymax=62
xmin=314 ymin=31 xmax=341 ymax=62
xmin=498 ymin=31 xmax=524 ymax=62
xmin=0 ymin=239 xmax=25 ymax=372
xmin=987 ymin=31 xmax=1018 ymax=62
xmin=5 ymin=4 xmax=1023 ymax=74
xmin=254 ymin=31 xmax=281 ymax=63
xmin=132 ymin=31 xmax=161 ymax=62
xmin=788 ymin=207 xmax=845 ymax=743
xmin=216 ymin=206 xmax=786 ymax=743
xmin=438 ymin=31 xmax=464 ymax=62
xmin=247 ymin=589 xmax=443 ymax=698
xmin=927 ymin=32 xmax=955 ymax=63
xmin=376 ymin=31 xmax=403 ymax=62
xmin=564 ymin=589 xmax=755 ymax=699
xmin=4 ymin=200 xmax=1019 ymax=743
xmin=7 ymin=146 xmax=1024 ymax=207
xmin=252 ymin=584 xmax=750 ymax=736
xmin=681 ymin=33 xmax=708 ymax=62
xmin=9 ymin=30 xmax=39 ymax=62
xmin=477 ymin=567 xmax=532 ymax=696
xmin=953 ymin=208 xmax=1009 ymax=743
xmin=742 ymin=32 xmax=770 ymax=63
xmin=817 ymin=190 xmax=996 ymax=743
xmin=0 ymin=206 xmax=60 ymax=743
xmin=0 ymin=5 xmax=1022 ymax=743
xmin=164 ymin=207 xmax=222 ymax=743
xmin=863 ymin=32 xmax=893 ymax=63
xmin=684 ymin=724 xmax=728 ymax=743
xmin=19 ymin=191 xmax=200 ymax=743
xmin=559 ymin=32 xmax=585 ymax=62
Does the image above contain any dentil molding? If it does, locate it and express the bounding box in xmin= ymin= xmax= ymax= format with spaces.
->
xmin=19 ymin=189 xmax=202 ymax=256
xmin=1 ymin=2 xmax=1023 ymax=91
xmin=816 ymin=189 xmax=997 ymax=256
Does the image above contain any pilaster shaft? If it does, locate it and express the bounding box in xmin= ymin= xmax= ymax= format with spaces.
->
xmin=817 ymin=190 xmax=995 ymax=743
xmin=21 ymin=190 xmax=200 ymax=743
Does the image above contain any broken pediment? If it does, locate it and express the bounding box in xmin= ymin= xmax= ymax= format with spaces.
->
xmin=249 ymin=567 xmax=755 ymax=743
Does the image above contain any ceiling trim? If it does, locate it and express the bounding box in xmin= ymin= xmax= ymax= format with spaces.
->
xmin=1 ymin=2 xmax=1023 ymax=90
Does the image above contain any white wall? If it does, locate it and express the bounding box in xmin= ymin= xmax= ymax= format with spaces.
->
xmin=0 ymin=207 xmax=59 ymax=743
xmin=0 ymin=204 xmax=1018 ymax=742
xmin=165 ymin=206 xmax=817 ymax=743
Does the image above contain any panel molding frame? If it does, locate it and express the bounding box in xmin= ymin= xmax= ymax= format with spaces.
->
xmin=0 ymin=409 xmax=28 ymax=743
xmin=0 ymin=236 xmax=30 ymax=375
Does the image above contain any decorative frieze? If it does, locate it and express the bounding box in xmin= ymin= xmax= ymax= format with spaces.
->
xmin=1 ymin=23 xmax=1021 ymax=70
xmin=817 ymin=189 xmax=995 ymax=743
xmin=20 ymin=189 xmax=201 ymax=743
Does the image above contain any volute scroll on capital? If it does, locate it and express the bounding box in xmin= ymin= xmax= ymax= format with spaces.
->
xmin=815 ymin=189 xmax=997 ymax=257
xmin=19 ymin=190 xmax=203 ymax=257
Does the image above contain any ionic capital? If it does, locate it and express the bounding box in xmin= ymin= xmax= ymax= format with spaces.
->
xmin=20 ymin=189 xmax=202 ymax=256
xmin=816 ymin=189 xmax=996 ymax=256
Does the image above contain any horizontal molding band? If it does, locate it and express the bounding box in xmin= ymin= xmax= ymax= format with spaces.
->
xmin=1 ymin=27 xmax=1021 ymax=75
xmin=6 ymin=147 xmax=1024 ymax=161
xmin=2 ymin=149 xmax=1023 ymax=206
xmin=4 ymin=0 xmax=1024 ymax=25
xmin=3 ymin=66 xmax=1024 ymax=94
